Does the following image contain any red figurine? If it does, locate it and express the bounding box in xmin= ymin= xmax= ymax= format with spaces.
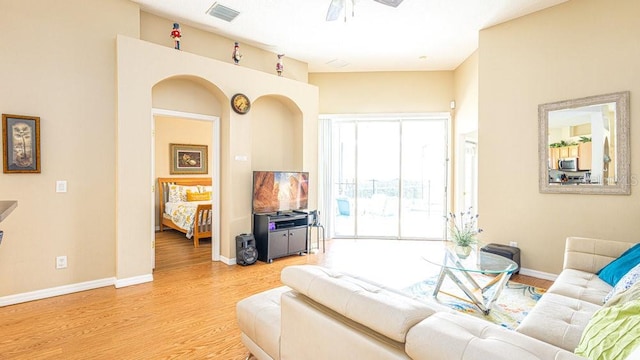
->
xmin=276 ymin=54 xmax=285 ymax=76
xmin=232 ymin=42 xmax=242 ymax=64
xmin=170 ymin=23 xmax=182 ymax=50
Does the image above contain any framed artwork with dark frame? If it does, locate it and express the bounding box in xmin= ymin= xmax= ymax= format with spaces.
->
xmin=170 ymin=143 xmax=208 ymax=174
xmin=2 ymin=114 xmax=41 ymax=173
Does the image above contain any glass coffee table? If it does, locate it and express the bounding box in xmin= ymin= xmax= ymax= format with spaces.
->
xmin=424 ymin=242 xmax=518 ymax=315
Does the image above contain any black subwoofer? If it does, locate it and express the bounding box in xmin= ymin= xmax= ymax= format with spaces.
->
xmin=236 ymin=233 xmax=258 ymax=266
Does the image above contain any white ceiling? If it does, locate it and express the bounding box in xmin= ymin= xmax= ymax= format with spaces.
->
xmin=132 ymin=0 xmax=567 ymax=73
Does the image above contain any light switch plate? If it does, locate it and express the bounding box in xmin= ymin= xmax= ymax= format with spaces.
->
xmin=56 ymin=181 xmax=67 ymax=193
xmin=56 ymin=255 xmax=67 ymax=269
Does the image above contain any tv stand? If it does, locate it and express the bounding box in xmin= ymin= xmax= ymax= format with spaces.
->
xmin=253 ymin=213 xmax=309 ymax=263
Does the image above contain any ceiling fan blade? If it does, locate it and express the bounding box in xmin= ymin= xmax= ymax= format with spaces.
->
xmin=373 ymin=0 xmax=403 ymax=7
xmin=326 ymin=0 xmax=345 ymax=21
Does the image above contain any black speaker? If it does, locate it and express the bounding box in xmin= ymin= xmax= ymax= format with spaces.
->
xmin=236 ymin=233 xmax=258 ymax=266
xmin=481 ymin=243 xmax=521 ymax=274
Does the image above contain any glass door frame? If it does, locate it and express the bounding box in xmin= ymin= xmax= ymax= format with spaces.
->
xmin=319 ymin=113 xmax=451 ymax=240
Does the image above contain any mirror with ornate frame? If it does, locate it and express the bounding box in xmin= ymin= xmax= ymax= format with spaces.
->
xmin=538 ymin=91 xmax=630 ymax=194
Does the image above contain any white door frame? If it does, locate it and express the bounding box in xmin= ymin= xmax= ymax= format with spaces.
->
xmin=151 ymin=108 xmax=221 ymax=266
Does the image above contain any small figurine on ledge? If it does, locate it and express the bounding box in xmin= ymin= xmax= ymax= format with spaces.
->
xmin=170 ymin=23 xmax=182 ymax=50
xmin=232 ymin=42 xmax=242 ymax=64
xmin=276 ymin=54 xmax=285 ymax=76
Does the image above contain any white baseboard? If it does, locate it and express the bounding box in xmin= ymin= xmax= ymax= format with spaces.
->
xmin=0 ymin=274 xmax=155 ymax=306
xmin=0 ymin=277 xmax=115 ymax=307
xmin=220 ymin=256 xmax=236 ymax=265
xmin=115 ymin=274 xmax=153 ymax=288
xmin=519 ymin=267 xmax=558 ymax=281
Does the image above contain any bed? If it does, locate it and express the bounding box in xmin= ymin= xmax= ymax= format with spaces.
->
xmin=157 ymin=177 xmax=213 ymax=247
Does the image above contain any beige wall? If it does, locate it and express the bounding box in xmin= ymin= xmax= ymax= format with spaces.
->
xmin=140 ymin=11 xmax=309 ymax=83
xmin=478 ymin=0 xmax=640 ymax=274
xmin=251 ymin=97 xmax=303 ymax=171
xmin=309 ymin=71 xmax=454 ymax=114
xmin=152 ymin=77 xmax=222 ymax=115
xmin=452 ymin=51 xmax=479 ymax=211
xmin=0 ymin=0 xmax=139 ymax=296
xmin=0 ymin=0 xmax=318 ymax=298
xmin=453 ymin=51 xmax=479 ymax=136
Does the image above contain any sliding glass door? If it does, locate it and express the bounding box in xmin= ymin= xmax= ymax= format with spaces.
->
xmin=328 ymin=115 xmax=448 ymax=240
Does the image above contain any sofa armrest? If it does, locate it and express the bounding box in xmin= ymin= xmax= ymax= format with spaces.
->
xmin=563 ymin=237 xmax=635 ymax=273
xmin=406 ymin=312 xmax=586 ymax=360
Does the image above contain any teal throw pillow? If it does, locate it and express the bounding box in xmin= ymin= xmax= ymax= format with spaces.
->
xmin=598 ymin=243 xmax=640 ymax=286
xmin=574 ymin=299 xmax=640 ymax=359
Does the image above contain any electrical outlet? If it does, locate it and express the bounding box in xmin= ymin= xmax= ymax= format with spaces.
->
xmin=509 ymin=241 xmax=518 ymax=248
xmin=56 ymin=256 xmax=68 ymax=269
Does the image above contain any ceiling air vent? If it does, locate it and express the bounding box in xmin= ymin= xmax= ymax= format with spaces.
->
xmin=206 ymin=2 xmax=240 ymax=22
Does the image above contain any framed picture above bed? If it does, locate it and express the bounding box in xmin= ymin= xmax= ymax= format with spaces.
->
xmin=2 ymin=114 xmax=41 ymax=174
xmin=170 ymin=143 xmax=208 ymax=174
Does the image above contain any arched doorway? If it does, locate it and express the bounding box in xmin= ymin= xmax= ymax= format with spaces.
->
xmin=151 ymin=108 xmax=221 ymax=268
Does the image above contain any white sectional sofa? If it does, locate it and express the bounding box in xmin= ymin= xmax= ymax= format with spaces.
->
xmin=516 ymin=236 xmax=633 ymax=351
xmin=236 ymin=237 xmax=639 ymax=360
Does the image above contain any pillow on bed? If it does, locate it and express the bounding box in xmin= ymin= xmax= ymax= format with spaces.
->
xmin=186 ymin=190 xmax=211 ymax=201
xmin=198 ymin=185 xmax=213 ymax=193
xmin=168 ymin=185 xmax=200 ymax=203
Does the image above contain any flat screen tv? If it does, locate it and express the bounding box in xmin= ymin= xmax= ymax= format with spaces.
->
xmin=252 ymin=171 xmax=309 ymax=214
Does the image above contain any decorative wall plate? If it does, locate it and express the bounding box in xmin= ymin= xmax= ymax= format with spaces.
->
xmin=231 ymin=93 xmax=251 ymax=114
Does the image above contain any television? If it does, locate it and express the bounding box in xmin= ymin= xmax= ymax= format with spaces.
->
xmin=252 ymin=171 xmax=309 ymax=214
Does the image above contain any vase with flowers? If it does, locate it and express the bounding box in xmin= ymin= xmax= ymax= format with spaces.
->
xmin=446 ymin=207 xmax=482 ymax=259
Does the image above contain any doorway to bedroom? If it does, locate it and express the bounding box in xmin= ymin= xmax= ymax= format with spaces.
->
xmin=152 ymin=111 xmax=220 ymax=271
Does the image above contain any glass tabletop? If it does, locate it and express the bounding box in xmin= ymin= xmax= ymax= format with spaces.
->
xmin=423 ymin=241 xmax=518 ymax=275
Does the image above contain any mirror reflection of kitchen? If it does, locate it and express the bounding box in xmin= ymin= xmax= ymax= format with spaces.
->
xmin=548 ymin=101 xmax=616 ymax=185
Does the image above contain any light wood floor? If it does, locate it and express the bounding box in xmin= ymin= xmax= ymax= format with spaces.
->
xmin=0 ymin=231 xmax=552 ymax=359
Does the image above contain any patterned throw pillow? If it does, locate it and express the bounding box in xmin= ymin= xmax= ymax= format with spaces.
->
xmin=168 ymin=185 xmax=183 ymax=203
xmin=604 ymin=263 xmax=640 ymax=304
xmin=605 ymin=281 xmax=640 ymax=308
xmin=168 ymin=185 xmax=199 ymax=203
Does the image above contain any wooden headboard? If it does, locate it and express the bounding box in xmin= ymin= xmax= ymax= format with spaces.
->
xmin=157 ymin=177 xmax=213 ymax=247
xmin=157 ymin=177 xmax=212 ymax=207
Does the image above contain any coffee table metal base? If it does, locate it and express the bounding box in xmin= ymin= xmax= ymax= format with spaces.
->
xmin=432 ymin=252 xmax=513 ymax=315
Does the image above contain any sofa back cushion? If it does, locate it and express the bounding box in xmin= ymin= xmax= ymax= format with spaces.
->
xmin=564 ymin=237 xmax=635 ymax=273
xmin=281 ymin=265 xmax=437 ymax=343
xmin=407 ymin=312 xmax=585 ymax=360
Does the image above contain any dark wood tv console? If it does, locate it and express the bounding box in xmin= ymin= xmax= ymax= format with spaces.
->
xmin=253 ymin=212 xmax=308 ymax=263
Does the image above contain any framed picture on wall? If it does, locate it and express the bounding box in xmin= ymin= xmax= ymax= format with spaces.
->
xmin=2 ymin=114 xmax=41 ymax=173
xmin=170 ymin=143 xmax=208 ymax=174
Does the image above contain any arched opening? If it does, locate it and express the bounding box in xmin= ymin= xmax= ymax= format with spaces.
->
xmin=251 ymin=95 xmax=304 ymax=171
xmin=115 ymin=36 xmax=319 ymax=285
xmin=151 ymin=76 xmax=224 ymax=269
